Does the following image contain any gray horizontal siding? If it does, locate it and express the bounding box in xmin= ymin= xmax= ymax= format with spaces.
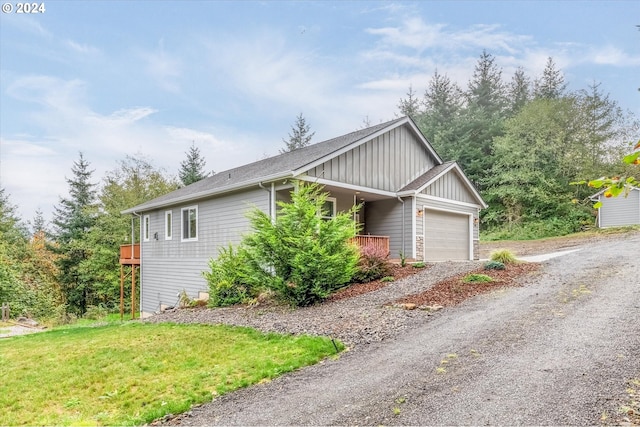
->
xmin=140 ymin=187 xmax=270 ymax=314
xmin=599 ymin=190 xmax=640 ymax=227
xmin=363 ymin=198 xmax=409 ymax=258
xmin=421 ymin=169 xmax=477 ymax=204
xmin=305 ymin=126 xmax=437 ymax=192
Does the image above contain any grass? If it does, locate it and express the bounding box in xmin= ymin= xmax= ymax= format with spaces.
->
xmin=0 ymin=322 xmax=343 ymax=426
xmin=489 ymin=249 xmax=519 ymax=264
xmin=481 ymin=224 xmax=640 ymax=242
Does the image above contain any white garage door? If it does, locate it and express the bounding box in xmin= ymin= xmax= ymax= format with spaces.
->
xmin=424 ymin=209 xmax=470 ymax=261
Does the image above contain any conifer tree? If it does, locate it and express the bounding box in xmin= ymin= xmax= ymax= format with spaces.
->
xmin=179 ymin=143 xmax=209 ymax=186
xmin=397 ymin=84 xmax=422 ymax=120
xmin=533 ymin=57 xmax=567 ymax=100
xmin=508 ymin=67 xmax=531 ymax=115
xmin=50 ymin=152 xmax=97 ymax=315
xmin=280 ymin=113 xmax=315 ymax=153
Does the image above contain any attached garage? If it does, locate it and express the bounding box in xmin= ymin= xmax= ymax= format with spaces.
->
xmin=423 ymin=208 xmax=471 ymax=261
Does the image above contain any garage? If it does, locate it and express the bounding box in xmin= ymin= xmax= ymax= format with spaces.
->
xmin=423 ymin=208 xmax=471 ymax=261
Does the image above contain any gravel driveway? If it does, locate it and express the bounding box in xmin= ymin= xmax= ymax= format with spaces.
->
xmin=159 ymin=231 xmax=640 ymax=425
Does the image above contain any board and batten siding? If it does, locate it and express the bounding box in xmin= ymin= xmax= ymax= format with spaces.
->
xmin=305 ymin=126 xmax=437 ymax=192
xmin=140 ymin=187 xmax=269 ymax=315
xmin=598 ymin=189 xmax=640 ymax=227
xmin=363 ymin=198 xmax=411 ymax=258
xmin=421 ymin=169 xmax=477 ymax=204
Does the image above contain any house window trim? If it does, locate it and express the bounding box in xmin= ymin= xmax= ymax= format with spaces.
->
xmin=181 ymin=206 xmax=198 ymax=242
xmin=320 ymin=197 xmax=337 ymax=220
xmin=143 ymin=215 xmax=150 ymax=242
xmin=165 ymin=210 xmax=173 ymax=241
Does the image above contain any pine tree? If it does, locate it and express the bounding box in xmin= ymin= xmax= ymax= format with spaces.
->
xmin=280 ymin=113 xmax=315 ymax=153
xmin=50 ymin=152 xmax=97 ymax=315
xmin=508 ymin=67 xmax=531 ymax=115
xmin=533 ymin=57 xmax=567 ymax=100
xmin=29 ymin=209 xmax=48 ymax=237
xmin=456 ymin=51 xmax=507 ymax=186
xmin=179 ymin=143 xmax=209 ymax=186
xmin=419 ymin=70 xmax=464 ymax=160
xmin=397 ymin=84 xmax=422 ymax=120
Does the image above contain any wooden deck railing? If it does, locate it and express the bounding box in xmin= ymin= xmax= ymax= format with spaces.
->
xmin=350 ymin=235 xmax=390 ymax=257
xmin=119 ymin=244 xmax=140 ymax=265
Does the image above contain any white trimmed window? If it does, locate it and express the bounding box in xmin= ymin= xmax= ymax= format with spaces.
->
xmin=165 ymin=210 xmax=173 ymax=240
xmin=320 ymin=197 xmax=337 ymax=220
xmin=181 ymin=206 xmax=198 ymax=241
xmin=143 ymin=215 xmax=150 ymax=241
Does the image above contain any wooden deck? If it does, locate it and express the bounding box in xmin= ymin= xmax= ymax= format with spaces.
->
xmin=119 ymin=244 xmax=140 ymax=265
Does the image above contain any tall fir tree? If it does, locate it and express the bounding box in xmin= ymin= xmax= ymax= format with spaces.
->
xmin=280 ymin=113 xmax=315 ymax=153
xmin=533 ymin=57 xmax=567 ymax=100
xmin=397 ymin=84 xmax=422 ymax=120
xmin=50 ymin=152 xmax=97 ymax=315
xmin=508 ymin=67 xmax=531 ymax=116
xmin=179 ymin=143 xmax=209 ymax=186
xmin=418 ymin=70 xmax=464 ymax=161
xmin=456 ymin=50 xmax=507 ymax=186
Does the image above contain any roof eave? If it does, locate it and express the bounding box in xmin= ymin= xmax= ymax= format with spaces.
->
xmin=121 ymin=171 xmax=294 ymax=215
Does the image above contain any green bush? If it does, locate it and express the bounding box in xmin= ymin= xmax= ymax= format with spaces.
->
xmin=242 ymin=182 xmax=360 ymax=307
xmin=381 ymin=276 xmax=395 ymax=282
xmin=490 ymin=249 xmax=519 ymax=264
xmin=203 ymin=245 xmax=258 ymax=307
xmin=463 ymin=273 xmax=493 ymax=283
xmin=353 ymin=244 xmax=391 ymax=283
xmin=484 ymin=260 xmax=505 ymax=270
xmin=412 ymin=262 xmax=426 ymax=268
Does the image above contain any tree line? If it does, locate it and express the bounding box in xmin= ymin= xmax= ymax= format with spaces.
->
xmin=397 ymin=51 xmax=638 ymax=238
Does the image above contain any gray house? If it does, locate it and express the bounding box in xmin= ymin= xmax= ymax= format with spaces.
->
xmin=123 ymin=116 xmax=486 ymax=317
xmin=591 ymin=187 xmax=640 ymax=228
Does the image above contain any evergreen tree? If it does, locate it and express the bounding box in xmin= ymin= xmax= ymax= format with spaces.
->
xmin=179 ymin=143 xmax=209 ymax=186
xmin=418 ymin=70 xmax=464 ymax=161
xmin=50 ymin=152 xmax=97 ymax=315
xmin=280 ymin=113 xmax=315 ymax=153
xmin=533 ymin=57 xmax=567 ymax=100
xmin=508 ymin=67 xmax=531 ymax=115
xmin=397 ymin=84 xmax=422 ymax=120
xmin=456 ymin=50 xmax=507 ymax=186
xmin=29 ymin=209 xmax=48 ymax=237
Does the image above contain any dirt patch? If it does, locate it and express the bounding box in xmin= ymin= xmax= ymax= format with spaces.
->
xmin=394 ymin=262 xmax=541 ymax=308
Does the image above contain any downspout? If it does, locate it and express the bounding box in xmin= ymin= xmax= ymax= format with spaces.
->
xmin=258 ymin=182 xmax=275 ymax=222
xmin=396 ymin=196 xmax=405 ymax=258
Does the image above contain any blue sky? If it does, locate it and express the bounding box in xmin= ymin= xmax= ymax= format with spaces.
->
xmin=1 ymin=1 xmax=639 ymax=223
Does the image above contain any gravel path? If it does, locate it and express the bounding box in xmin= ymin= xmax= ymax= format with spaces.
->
xmin=155 ymin=232 xmax=640 ymax=426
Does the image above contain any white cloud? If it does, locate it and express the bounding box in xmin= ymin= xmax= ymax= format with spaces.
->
xmin=140 ymin=39 xmax=183 ymax=93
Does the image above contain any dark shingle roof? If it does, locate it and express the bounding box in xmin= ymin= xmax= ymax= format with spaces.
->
xmin=123 ymin=117 xmax=407 ymax=213
xmin=398 ymin=161 xmax=455 ymax=192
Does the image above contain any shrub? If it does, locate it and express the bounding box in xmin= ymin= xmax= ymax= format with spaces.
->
xmin=463 ymin=273 xmax=493 ymax=283
xmin=83 ymin=304 xmax=108 ymax=320
xmin=353 ymin=244 xmax=391 ymax=283
xmin=381 ymin=276 xmax=395 ymax=282
xmin=412 ymin=262 xmax=426 ymax=268
xmin=202 ymin=245 xmax=258 ymax=307
xmin=484 ymin=260 xmax=505 ymax=270
xmin=490 ymin=249 xmax=519 ymax=264
xmin=242 ymin=182 xmax=360 ymax=307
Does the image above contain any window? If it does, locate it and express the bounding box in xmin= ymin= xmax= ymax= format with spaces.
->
xmin=165 ymin=210 xmax=173 ymax=240
xmin=143 ymin=215 xmax=150 ymax=241
xmin=320 ymin=197 xmax=337 ymax=220
xmin=181 ymin=206 xmax=198 ymax=241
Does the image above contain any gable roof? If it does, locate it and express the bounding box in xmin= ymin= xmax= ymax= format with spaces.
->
xmin=590 ymin=185 xmax=640 ymax=200
xmin=397 ymin=161 xmax=487 ymax=208
xmin=123 ymin=116 xmax=429 ymax=214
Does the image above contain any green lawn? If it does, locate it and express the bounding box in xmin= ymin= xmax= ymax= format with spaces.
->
xmin=0 ymin=322 xmax=342 ymax=426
